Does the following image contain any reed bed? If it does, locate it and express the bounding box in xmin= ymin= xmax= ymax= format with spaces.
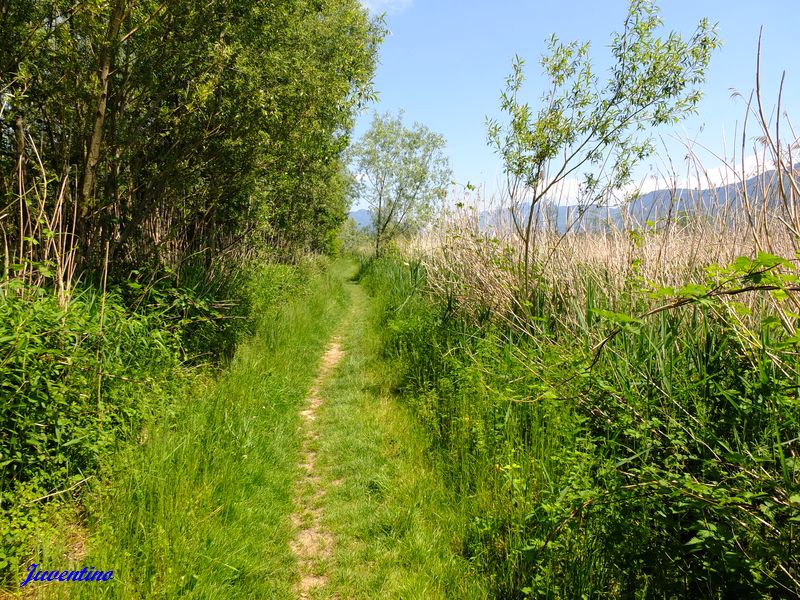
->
xmin=361 ymin=106 xmax=800 ymax=597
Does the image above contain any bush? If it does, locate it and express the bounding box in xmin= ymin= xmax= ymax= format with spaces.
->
xmin=0 ymin=282 xmax=186 ymax=580
xmin=0 ymin=285 xmax=180 ymax=489
xmin=361 ymin=256 xmax=800 ymax=598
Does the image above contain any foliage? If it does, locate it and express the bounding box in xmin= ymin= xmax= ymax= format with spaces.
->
xmin=0 ymin=282 xmax=184 ymax=579
xmin=0 ymin=256 xmax=341 ymax=587
xmin=0 ymin=1 xmax=384 ymax=583
xmin=338 ymin=217 xmax=374 ymax=257
xmin=486 ymin=0 xmax=719 ymax=294
xmin=1 ymin=0 xmax=384 ymax=278
xmin=350 ymin=112 xmax=451 ymax=256
xmin=360 ymin=255 xmax=800 ymax=598
xmin=42 ymin=259 xmax=348 ymax=598
xmin=0 ymin=286 xmax=180 ymax=488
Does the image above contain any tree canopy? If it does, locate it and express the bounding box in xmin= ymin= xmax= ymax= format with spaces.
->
xmin=350 ymin=112 xmax=451 ymax=256
xmin=1 ymin=0 xmax=384 ymax=284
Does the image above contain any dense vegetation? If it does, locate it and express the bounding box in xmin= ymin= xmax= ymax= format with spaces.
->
xmin=349 ymin=9 xmax=797 ymax=591
xmin=1 ymin=0 xmax=381 ymax=584
xmin=348 ymin=7 xmax=797 ymax=595
xmin=1 ymin=0 xmax=381 ymax=272
xmin=360 ymin=243 xmax=799 ymax=597
xmin=60 ymin=259 xmax=349 ymax=598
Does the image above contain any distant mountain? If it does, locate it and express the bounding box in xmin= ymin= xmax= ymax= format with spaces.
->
xmin=349 ymin=208 xmax=372 ymax=230
xmin=628 ymin=166 xmax=800 ymax=222
xmin=350 ymin=167 xmax=797 ymax=235
xmin=479 ymin=203 xmax=622 ymax=234
xmin=480 ymin=166 xmax=798 ymax=233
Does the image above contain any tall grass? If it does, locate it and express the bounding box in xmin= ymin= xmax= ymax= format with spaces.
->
xmin=0 ymin=283 xmax=183 ymax=582
xmin=363 ymin=246 xmax=799 ymax=597
xmin=25 ymin=258 xmax=348 ymax=599
xmin=1 ymin=253 xmax=342 ymax=593
xmin=359 ymin=105 xmax=800 ymax=596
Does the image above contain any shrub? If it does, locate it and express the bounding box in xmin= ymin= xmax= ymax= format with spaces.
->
xmin=361 ymin=256 xmax=800 ymax=598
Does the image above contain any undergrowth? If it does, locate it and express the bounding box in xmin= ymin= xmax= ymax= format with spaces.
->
xmin=54 ymin=256 xmax=345 ymax=598
xmin=0 ymin=284 xmax=182 ymax=581
xmin=0 ymin=256 xmax=332 ymax=589
xmin=359 ymin=254 xmax=800 ymax=598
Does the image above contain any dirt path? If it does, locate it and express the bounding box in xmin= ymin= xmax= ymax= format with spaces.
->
xmin=289 ymin=338 xmax=345 ymax=599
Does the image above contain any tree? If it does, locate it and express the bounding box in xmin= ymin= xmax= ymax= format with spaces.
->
xmin=486 ymin=0 xmax=719 ymax=296
xmin=1 ymin=0 xmax=383 ymax=282
xmin=351 ymin=112 xmax=451 ymax=256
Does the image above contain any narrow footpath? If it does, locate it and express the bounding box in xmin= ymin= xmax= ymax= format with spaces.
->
xmin=290 ymin=337 xmax=344 ymax=598
xmin=286 ymin=275 xmax=487 ymax=599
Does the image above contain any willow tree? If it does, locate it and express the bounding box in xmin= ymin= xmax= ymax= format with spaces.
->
xmin=487 ymin=0 xmax=719 ymax=296
xmin=1 ymin=0 xmax=383 ymax=283
xmin=351 ymin=112 xmax=451 ymax=256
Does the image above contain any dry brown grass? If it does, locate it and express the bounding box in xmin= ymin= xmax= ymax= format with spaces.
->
xmin=407 ymin=69 xmax=800 ymax=337
xmin=409 ymin=159 xmax=799 ymax=342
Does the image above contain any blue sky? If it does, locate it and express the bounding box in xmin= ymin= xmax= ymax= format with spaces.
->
xmin=354 ymin=0 xmax=800 ymax=206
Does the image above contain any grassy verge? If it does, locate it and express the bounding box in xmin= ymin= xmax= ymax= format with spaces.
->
xmin=309 ymin=269 xmax=488 ymax=598
xmin=13 ymin=260 xmax=348 ymax=598
xmin=0 ymin=285 xmax=185 ymax=588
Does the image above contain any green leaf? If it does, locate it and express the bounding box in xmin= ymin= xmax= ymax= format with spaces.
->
xmin=676 ymin=283 xmax=710 ymax=299
xmin=592 ymin=309 xmax=642 ymax=325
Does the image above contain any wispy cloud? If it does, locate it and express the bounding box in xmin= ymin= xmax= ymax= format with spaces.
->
xmin=361 ymin=0 xmax=412 ymax=14
xmin=630 ymin=153 xmax=769 ymax=195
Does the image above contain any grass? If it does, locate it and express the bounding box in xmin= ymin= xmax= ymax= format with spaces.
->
xmin=309 ymin=273 xmax=488 ymax=598
xmin=359 ymin=250 xmax=800 ymax=598
xmin=0 ymin=284 xmax=184 ymax=587
xmin=12 ymin=261 xmax=346 ymax=598
xmin=8 ymin=258 xmax=489 ymax=598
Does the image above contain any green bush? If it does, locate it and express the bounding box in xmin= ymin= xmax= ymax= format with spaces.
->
xmin=0 ymin=282 xmax=185 ymax=580
xmin=0 ymin=285 xmax=179 ymax=489
xmin=361 ymin=256 xmax=800 ymax=598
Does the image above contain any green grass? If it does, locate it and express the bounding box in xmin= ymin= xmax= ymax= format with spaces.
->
xmin=15 ymin=262 xmax=346 ymax=598
xmin=11 ymin=259 xmax=489 ymax=598
xmin=309 ymin=276 xmax=488 ymax=598
xmin=358 ymin=255 xmax=800 ymax=599
xmin=0 ymin=284 xmax=184 ymax=587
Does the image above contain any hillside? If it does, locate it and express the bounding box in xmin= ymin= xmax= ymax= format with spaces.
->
xmin=478 ymin=165 xmax=799 ymax=233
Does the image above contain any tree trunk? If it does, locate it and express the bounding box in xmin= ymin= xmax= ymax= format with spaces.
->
xmin=78 ymin=0 xmax=127 ymax=215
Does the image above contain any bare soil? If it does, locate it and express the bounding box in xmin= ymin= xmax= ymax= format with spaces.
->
xmin=289 ymin=339 xmax=344 ymax=599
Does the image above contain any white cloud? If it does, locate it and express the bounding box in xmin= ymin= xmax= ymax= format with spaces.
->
xmin=677 ymin=154 xmax=764 ymax=190
xmin=361 ymin=0 xmax=412 ymax=14
xmin=628 ymin=153 xmax=770 ymax=195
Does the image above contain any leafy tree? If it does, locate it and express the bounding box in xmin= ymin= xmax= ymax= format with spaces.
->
xmin=486 ymin=0 xmax=719 ymax=294
xmin=351 ymin=112 xmax=451 ymax=256
xmin=1 ymin=0 xmax=384 ymax=278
